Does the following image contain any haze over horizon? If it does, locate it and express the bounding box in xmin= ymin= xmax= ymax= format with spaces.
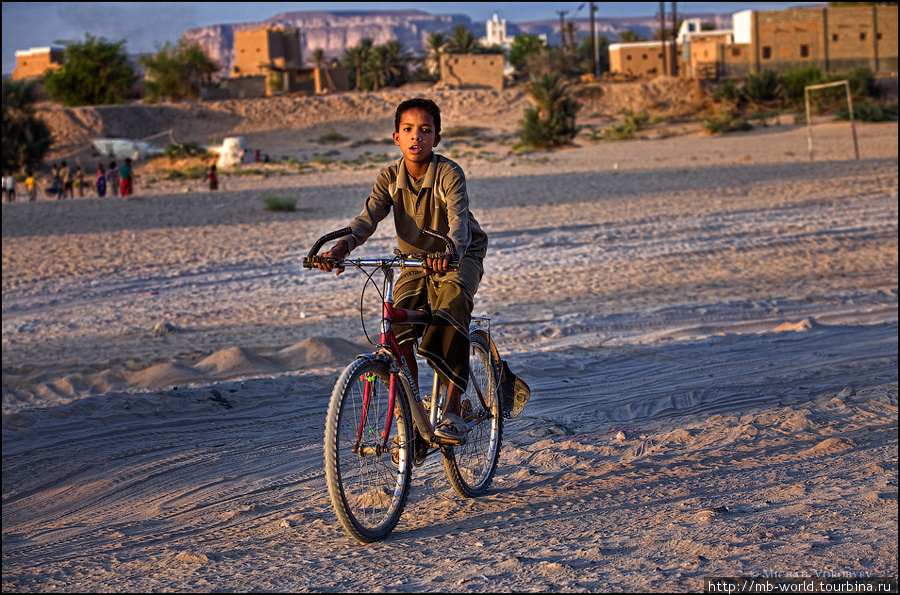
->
xmin=2 ymin=1 xmax=823 ymax=77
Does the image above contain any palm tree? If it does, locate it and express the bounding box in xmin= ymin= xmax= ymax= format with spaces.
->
xmin=424 ymin=32 xmax=448 ymax=76
xmin=445 ymin=25 xmax=482 ymax=54
xmin=618 ymin=30 xmax=642 ymax=43
xmin=565 ymin=21 xmax=578 ymax=56
xmin=311 ymin=48 xmax=337 ymax=92
xmin=367 ymin=41 xmax=408 ymax=91
xmin=518 ymin=71 xmax=580 ymax=148
xmin=343 ymin=39 xmax=373 ymax=91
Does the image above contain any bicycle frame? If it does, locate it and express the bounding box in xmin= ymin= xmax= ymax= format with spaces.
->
xmin=312 ymin=228 xmax=504 ymax=541
xmin=352 ymin=261 xmax=493 ymax=452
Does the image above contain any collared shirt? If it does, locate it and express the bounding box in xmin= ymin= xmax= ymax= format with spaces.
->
xmin=346 ymin=153 xmax=488 ymax=260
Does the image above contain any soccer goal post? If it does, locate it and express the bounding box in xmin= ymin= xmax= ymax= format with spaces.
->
xmin=805 ymin=80 xmax=859 ymax=161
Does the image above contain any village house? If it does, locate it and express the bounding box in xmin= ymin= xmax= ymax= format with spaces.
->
xmin=206 ymin=25 xmax=348 ymax=99
xmin=12 ymin=46 xmax=64 ymax=80
xmin=609 ymin=4 xmax=898 ymax=80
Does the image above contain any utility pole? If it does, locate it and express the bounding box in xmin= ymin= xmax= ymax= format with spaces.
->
xmin=671 ymin=2 xmax=678 ymax=77
xmin=557 ymin=9 xmax=569 ymax=56
xmin=659 ymin=1 xmax=668 ymax=76
xmin=557 ymin=9 xmax=569 ymax=72
xmin=590 ymin=2 xmax=598 ymax=77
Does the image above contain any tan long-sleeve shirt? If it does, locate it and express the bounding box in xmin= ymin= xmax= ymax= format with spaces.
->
xmin=345 ymin=153 xmax=488 ymax=260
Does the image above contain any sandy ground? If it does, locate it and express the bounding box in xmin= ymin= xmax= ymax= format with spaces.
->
xmin=2 ymin=90 xmax=898 ymax=592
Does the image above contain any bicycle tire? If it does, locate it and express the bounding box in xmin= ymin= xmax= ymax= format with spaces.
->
xmin=324 ymin=358 xmax=414 ymax=542
xmin=442 ymin=332 xmax=503 ymax=497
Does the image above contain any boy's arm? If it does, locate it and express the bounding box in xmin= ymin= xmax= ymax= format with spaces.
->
xmin=319 ymin=169 xmax=394 ymax=269
xmin=343 ymin=169 xmax=394 ymax=251
xmin=438 ymin=163 xmax=472 ymax=260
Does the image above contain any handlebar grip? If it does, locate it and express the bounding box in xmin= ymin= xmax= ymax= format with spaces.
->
xmin=410 ymin=252 xmax=460 ymax=269
xmin=422 ymin=228 xmax=459 ymax=263
xmin=303 ymin=256 xmax=344 ymax=269
xmin=307 ymin=227 xmax=353 ymax=261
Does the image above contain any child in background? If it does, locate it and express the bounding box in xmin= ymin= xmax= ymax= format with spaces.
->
xmin=107 ymin=161 xmax=119 ymax=197
xmin=95 ymin=164 xmax=107 ymax=197
xmin=75 ymin=165 xmax=86 ymax=198
xmin=26 ymin=170 xmax=36 ymax=201
xmin=118 ymin=158 xmax=133 ymax=196
xmin=208 ymin=164 xmax=218 ymax=190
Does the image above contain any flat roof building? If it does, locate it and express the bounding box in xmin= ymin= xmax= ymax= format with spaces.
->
xmin=13 ymin=46 xmax=64 ymax=80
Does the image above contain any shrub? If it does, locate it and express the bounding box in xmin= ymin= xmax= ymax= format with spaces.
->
xmin=442 ymin=125 xmax=483 ymax=138
xmin=318 ymin=131 xmax=348 ymax=143
xmin=164 ymin=141 xmax=209 ymax=160
xmin=165 ymin=164 xmax=207 ymax=180
xmin=845 ymin=66 xmax=879 ymax=99
xmin=779 ymin=65 xmax=825 ymax=108
xmin=262 ymin=195 xmax=297 ymax=211
xmin=713 ymin=81 xmax=744 ymax=104
xmin=2 ymin=79 xmax=53 ymax=171
xmin=743 ymin=70 xmax=780 ymax=106
xmin=834 ymin=102 xmax=897 ymax=123
xmin=702 ymin=109 xmax=752 ymax=134
xmin=518 ymin=72 xmax=580 ymax=149
xmin=603 ymin=110 xmax=649 ymax=141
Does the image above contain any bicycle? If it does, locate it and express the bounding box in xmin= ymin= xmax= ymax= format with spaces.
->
xmin=304 ymin=227 xmax=504 ymax=543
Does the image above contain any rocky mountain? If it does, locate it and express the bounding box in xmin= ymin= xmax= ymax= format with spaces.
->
xmin=181 ymin=10 xmax=472 ymax=77
xmin=180 ymin=9 xmax=734 ymax=78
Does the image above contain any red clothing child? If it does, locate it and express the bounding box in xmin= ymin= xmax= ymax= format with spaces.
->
xmin=208 ymin=165 xmax=218 ymax=190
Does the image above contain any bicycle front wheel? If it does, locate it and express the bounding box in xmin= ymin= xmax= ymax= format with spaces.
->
xmin=324 ymin=358 xmax=414 ymax=542
xmin=443 ymin=332 xmax=503 ymax=497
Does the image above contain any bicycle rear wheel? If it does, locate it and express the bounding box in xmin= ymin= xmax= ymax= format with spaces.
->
xmin=442 ymin=332 xmax=502 ymax=497
xmin=324 ymin=358 xmax=414 ymax=542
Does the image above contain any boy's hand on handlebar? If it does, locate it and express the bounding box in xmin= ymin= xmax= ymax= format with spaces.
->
xmin=426 ymin=253 xmax=451 ymax=274
xmin=316 ymin=241 xmax=349 ymax=275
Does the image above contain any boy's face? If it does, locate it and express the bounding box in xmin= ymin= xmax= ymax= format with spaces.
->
xmin=393 ymin=107 xmax=440 ymax=167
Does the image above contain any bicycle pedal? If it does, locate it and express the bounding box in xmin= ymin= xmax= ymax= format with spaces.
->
xmin=433 ymin=434 xmax=467 ymax=447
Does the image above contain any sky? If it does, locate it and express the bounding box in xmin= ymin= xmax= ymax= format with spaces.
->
xmin=2 ymin=2 xmax=822 ymax=77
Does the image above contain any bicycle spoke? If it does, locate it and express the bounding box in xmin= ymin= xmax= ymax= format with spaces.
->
xmin=325 ymin=359 xmax=413 ymax=542
xmin=443 ymin=333 xmax=503 ymax=497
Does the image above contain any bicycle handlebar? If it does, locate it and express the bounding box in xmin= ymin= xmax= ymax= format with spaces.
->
xmin=303 ymin=227 xmax=459 ymax=270
xmin=306 ymin=227 xmax=353 ymax=261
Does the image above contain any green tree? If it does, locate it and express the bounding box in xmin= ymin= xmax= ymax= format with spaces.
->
xmin=366 ymin=40 xmax=410 ymax=91
xmin=618 ymin=30 xmax=643 ymax=43
xmin=445 ymin=25 xmax=483 ymax=54
xmin=423 ymin=32 xmax=448 ymax=77
xmin=140 ymin=42 xmax=219 ymax=102
xmin=310 ymin=48 xmax=328 ymax=69
xmin=176 ymin=43 xmax=219 ymax=97
xmin=518 ymin=71 xmax=580 ymax=149
xmin=310 ymin=48 xmax=340 ymax=92
xmin=342 ymin=39 xmax=374 ymax=90
xmin=44 ymin=34 xmax=138 ymax=106
xmin=565 ymin=21 xmax=578 ymax=55
xmin=508 ymin=33 xmax=548 ymax=72
xmin=2 ymin=79 xmax=53 ymax=172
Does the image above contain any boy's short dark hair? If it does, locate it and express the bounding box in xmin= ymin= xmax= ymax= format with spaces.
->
xmin=394 ymin=98 xmax=441 ymax=135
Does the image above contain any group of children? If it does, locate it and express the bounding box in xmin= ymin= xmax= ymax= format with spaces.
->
xmin=89 ymin=158 xmax=133 ymax=198
xmin=1 ymin=159 xmax=136 ymax=203
xmin=4 ymin=157 xmax=223 ymax=203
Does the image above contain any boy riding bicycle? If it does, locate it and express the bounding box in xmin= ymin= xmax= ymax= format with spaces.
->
xmin=313 ymin=97 xmax=488 ymax=443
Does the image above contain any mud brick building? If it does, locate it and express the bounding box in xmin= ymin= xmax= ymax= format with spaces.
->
xmin=610 ymin=4 xmax=898 ymax=81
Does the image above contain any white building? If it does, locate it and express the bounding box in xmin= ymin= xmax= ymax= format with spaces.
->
xmin=482 ymin=13 xmax=516 ymax=49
